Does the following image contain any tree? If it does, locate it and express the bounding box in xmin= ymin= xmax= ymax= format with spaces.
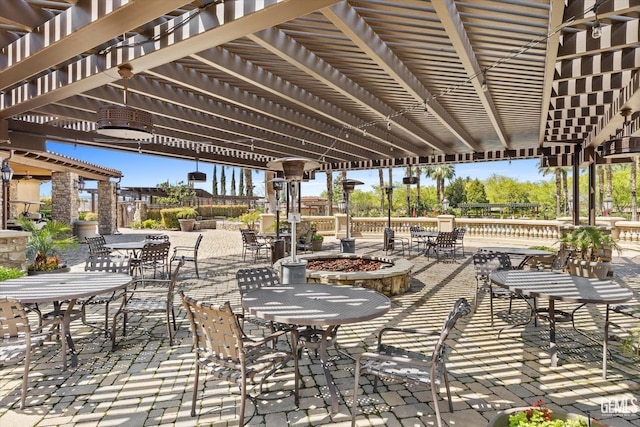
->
xmin=238 ymin=170 xmax=244 ymax=197
xmin=220 ymin=167 xmax=226 ymax=196
xmin=423 ymin=164 xmax=455 ymax=202
xmin=212 ymin=165 xmax=218 ymax=197
xmin=465 ymin=179 xmax=488 ymax=203
xmin=326 ymin=171 xmax=333 ymax=215
xmin=632 ymin=158 xmax=638 ymax=221
xmin=484 ymin=175 xmax=530 ymax=204
xmin=231 ymin=170 xmax=237 ymax=196
xmin=378 ymin=168 xmax=384 ymax=212
xmin=445 ymin=177 xmax=467 ymax=208
xmin=244 ymin=168 xmax=253 ymax=198
xmin=156 ymin=181 xmax=196 ymax=206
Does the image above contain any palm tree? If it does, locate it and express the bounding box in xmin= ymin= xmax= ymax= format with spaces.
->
xmin=378 ymin=168 xmax=384 ymax=212
xmin=538 ymin=162 xmax=564 ymax=217
xmin=632 ymin=158 xmax=638 ymax=221
xmin=423 ymin=164 xmax=455 ymax=202
xmin=244 ymin=168 xmax=252 ymax=198
xmin=326 ymin=170 xmax=333 ymax=215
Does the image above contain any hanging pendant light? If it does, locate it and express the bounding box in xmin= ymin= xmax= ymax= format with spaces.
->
xmin=188 ymin=158 xmax=207 ymax=182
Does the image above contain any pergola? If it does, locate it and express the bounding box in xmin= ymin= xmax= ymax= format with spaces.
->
xmin=1 ymin=0 xmax=639 ymax=225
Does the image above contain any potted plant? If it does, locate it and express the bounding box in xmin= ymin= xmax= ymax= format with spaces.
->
xmin=487 ymin=399 xmax=607 ymax=426
xmin=20 ymin=218 xmax=78 ymax=274
xmin=311 ymin=233 xmax=324 ymax=251
xmin=177 ymin=207 xmax=198 ymax=232
xmin=560 ymin=226 xmax=621 ymax=279
xmin=74 ymin=211 xmax=99 ymax=240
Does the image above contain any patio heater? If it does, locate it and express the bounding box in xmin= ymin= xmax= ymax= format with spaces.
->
xmin=1 ymin=158 xmax=13 ymax=230
xmin=340 ymin=179 xmax=363 ymax=253
xmin=402 ymin=176 xmax=418 ymax=217
xmin=384 ymin=186 xmax=394 ymax=228
xmin=114 ymin=178 xmax=122 ymax=235
xmin=270 ymin=177 xmax=287 ymax=263
xmin=267 ymin=157 xmax=320 ymax=284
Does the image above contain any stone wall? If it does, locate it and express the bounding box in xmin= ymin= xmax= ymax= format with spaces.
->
xmin=0 ymin=230 xmax=29 ymax=270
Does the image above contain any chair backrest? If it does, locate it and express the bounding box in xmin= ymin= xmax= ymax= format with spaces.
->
xmin=472 ymin=252 xmax=512 ymax=277
xmin=242 ymin=230 xmax=256 ymax=244
xmin=146 ymin=234 xmax=169 ymax=242
xmin=181 ymin=294 xmax=244 ymax=362
xmin=193 ymin=234 xmax=204 ymax=253
xmin=0 ymin=298 xmax=30 ymax=341
xmin=384 ymin=228 xmax=393 ymax=249
xmin=85 ymin=254 xmax=131 ymax=273
xmin=551 ymin=248 xmax=572 ymax=271
xmin=410 ymin=226 xmax=425 ymax=235
xmin=300 ymin=229 xmax=314 ymax=245
xmin=236 ymin=267 xmax=281 ymax=297
xmin=86 ymin=235 xmax=109 ymax=255
xmin=140 ymin=241 xmax=171 ymax=263
xmin=454 ymin=227 xmax=466 ymax=240
xmin=431 ymin=298 xmax=471 ymax=363
xmin=435 ymin=231 xmax=457 ymax=246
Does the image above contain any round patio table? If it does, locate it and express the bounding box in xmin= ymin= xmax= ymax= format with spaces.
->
xmin=242 ymin=283 xmax=390 ymax=413
xmin=0 ymin=272 xmax=132 ymax=369
xmin=490 ymin=269 xmax=632 ymax=375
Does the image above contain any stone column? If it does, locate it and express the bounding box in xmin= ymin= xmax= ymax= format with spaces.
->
xmin=52 ymin=171 xmax=80 ymax=225
xmin=134 ymin=200 xmax=147 ymax=223
xmin=98 ymin=180 xmax=116 ymax=235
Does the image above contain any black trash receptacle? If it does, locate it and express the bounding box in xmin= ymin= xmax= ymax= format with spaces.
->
xmin=271 ymin=238 xmax=285 ymax=264
xmin=340 ymin=238 xmax=356 ymax=253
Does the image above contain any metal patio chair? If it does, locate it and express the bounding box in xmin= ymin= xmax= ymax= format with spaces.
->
xmin=111 ymin=259 xmax=183 ymax=350
xmin=169 ymin=233 xmax=203 ymax=278
xmin=351 ymin=298 xmax=471 ymax=427
xmin=0 ymin=297 xmax=57 ymax=409
xmin=80 ymin=254 xmax=132 ymax=337
xmin=384 ymin=227 xmax=409 ymax=255
xmin=180 ymin=293 xmax=299 ymax=425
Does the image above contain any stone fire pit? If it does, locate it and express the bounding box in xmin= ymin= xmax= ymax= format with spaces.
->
xmin=274 ymin=253 xmax=413 ymax=296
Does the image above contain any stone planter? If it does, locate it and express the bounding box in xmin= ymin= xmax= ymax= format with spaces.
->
xmin=74 ymin=220 xmax=98 ymax=240
xmin=487 ymin=407 xmax=608 ymax=427
xmin=178 ymin=218 xmax=196 ymax=232
xmin=567 ymin=258 xmax=610 ymax=279
xmin=28 ymin=265 xmax=71 ymax=276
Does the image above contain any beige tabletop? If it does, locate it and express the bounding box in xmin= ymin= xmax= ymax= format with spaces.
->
xmin=242 ymin=283 xmax=390 ymax=413
xmin=0 ymin=272 xmax=132 ymax=369
xmin=490 ymin=270 xmax=632 ymax=371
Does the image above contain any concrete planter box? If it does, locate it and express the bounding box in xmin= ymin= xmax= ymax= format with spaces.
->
xmin=74 ymin=221 xmax=98 ymax=241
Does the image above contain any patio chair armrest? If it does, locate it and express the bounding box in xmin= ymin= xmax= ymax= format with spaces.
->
xmin=172 ymin=246 xmax=194 ymax=253
xmin=245 ymin=328 xmax=294 ymax=350
xmin=356 ymin=351 xmax=435 ymax=369
xmin=378 ymin=326 xmax=438 ymax=344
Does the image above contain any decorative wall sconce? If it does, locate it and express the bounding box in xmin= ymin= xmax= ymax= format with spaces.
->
xmin=1 ymin=159 xmax=13 ymax=185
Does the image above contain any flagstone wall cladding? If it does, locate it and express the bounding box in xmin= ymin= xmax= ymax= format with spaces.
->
xmin=52 ymin=171 xmax=79 ymax=225
xmin=0 ymin=230 xmax=29 ymax=270
xmin=98 ymin=181 xmax=116 ymax=235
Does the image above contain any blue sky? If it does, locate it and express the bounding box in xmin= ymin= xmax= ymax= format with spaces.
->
xmin=42 ymin=141 xmax=546 ymax=197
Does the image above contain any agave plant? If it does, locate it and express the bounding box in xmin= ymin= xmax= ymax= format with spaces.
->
xmin=20 ymin=219 xmax=78 ymax=271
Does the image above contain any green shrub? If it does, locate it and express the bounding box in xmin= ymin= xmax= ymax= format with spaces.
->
xmin=0 ymin=267 xmax=26 ymax=281
xmin=198 ymin=204 xmax=248 ymax=218
xmin=147 ymin=209 xmax=162 ymax=222
xmin=130 ymin=220 xmax=143 ymax=229
xmin=142 ymin=219 xmax=161 ymax=229
xmin=85 ymin=212 xmax=98 ymax=221
xmin=238 ymin=210 xmax=261 ymax=229
xmin=160 ymin=207 xmax=183 ymax=230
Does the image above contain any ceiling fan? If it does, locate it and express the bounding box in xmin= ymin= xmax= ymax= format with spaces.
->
xmin=95 ymin=64 xmax=154 ymax=140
